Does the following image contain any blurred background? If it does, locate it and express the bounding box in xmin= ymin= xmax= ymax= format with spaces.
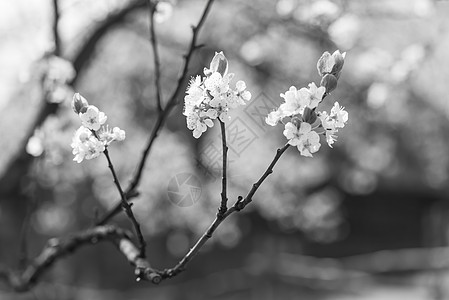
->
xmin=1 ymin=0 xmax=449 ymax=299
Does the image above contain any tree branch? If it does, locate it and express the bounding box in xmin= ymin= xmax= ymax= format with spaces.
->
xmin=158 ymin=143 xmax=291 ymax=279
xmin=103 ymin=148 xmax=146 ymax=258
xmin=234 ymin=143 xmax=290 ymax=210
xmin=1 ymin=143 xmax=290 ymax=291
xmin=96 ymin=0 xmax=216 ymax=225
xmin=130 ymin=0 xmax=216 ymax=189
xmin=0 ymin=225 xmax=160 ymax=292
xmin=147 ymin=0 xmax=163 ymax=112
xmin=218 ymin=119 xmax=228 ymax=217
xmin=52 ymin=0 xmax=61 ymax=55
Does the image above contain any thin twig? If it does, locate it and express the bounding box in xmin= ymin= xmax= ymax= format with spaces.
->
xmin=96 ymin=0 xmax=216 ymax=224
xmin=161 ymin=211 xmax=228 ymax=278
xmin=218 ymin=119 xmax=228 ymax=217
xmin=163 ymin=0 xmax=215 ymax=113
xmin=96 ymin=113 xmax=165 ymax=225
xmin=147 ymin=0 xmax=163 ymax=112
xmin=52 ymin=0 xmax=61 ymax=55
xmin=131 ymin=0 xmax=216 ymax=187
xmin=234 ymin=143 xmax=290 ymax=210
xmin=103 ymin=148 xmax=147 ymax=258
xmin=0 ymin=226 xmax=160 ymax=292
xmin=18 ymin=200 xmax=35 ymax=270
xmin=159 ymin=143 xmax=291 ymax=279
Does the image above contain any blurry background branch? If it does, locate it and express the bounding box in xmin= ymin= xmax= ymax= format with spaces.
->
xmin=71 ymin=0 xmax=147 ymax=84
xmin=271 ymin=247 xmax=449 ymax=283
xmin=0 ymin=0 xmax=147 ymax=193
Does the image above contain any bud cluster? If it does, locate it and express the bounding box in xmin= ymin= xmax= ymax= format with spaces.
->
xmin=266 ymin=50 xmax=348 ymax=157
xmin=317 ymin=50 xmax=346 ymax=93
xmin=70 ymin=93 xmax=125 ymax=163
xmin=183 ymin=52 xmax=251 ymax=138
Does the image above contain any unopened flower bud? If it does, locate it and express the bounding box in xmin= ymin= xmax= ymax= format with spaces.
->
xmin=317 ymin=51 xmax=333 ymax=77
xmin=320 ymin=74 xmax=338 ymax=93
xmin=72 ymin=93 xmax=89 ymax=114
xmin=331 ymin=50 xmax=346 ymax=75
xmin=208 ymin=51 xmax=228 ymax=76
xmin=316 ymin=50 xmax=346 ymax=77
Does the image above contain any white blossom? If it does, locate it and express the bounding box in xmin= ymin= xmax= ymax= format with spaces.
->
xmin=79 ymin=105 xmax=107 ymax=131
xmin=330 ymin=101 xmax=348 ymax=128
xmin=71 ymin=126 xmax=105 ymax=163
xmin=70 ymin=94 xmax=126 ymax=163
xmin=265 ymin=50 xmax=348 ymax=156
xmin=183 ymin=52 xmax=251 ymax=138
xmin=266 ymin=108 xmax=285 ymax=126
xmin=283 ymin=122 xmax=321 ymax=157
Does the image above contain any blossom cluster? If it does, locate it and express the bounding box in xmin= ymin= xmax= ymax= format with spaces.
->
xmin=266 ymin=50 xmax=348 ymax=157
xmin=70 ymin=93 xmax=125 ymax=163
xmin=184 ymin=52 xmax=251 ymax=138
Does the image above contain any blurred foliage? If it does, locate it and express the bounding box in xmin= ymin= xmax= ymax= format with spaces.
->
xmin=1 ymin=0 xmax=449 ymax=299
